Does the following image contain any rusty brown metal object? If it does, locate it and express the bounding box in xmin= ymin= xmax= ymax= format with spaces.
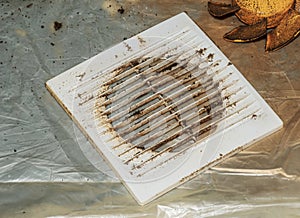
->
xmin=208 ymin=0 xmax=300 ymax=51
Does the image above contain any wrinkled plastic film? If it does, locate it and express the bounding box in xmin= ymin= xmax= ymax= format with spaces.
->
xmin=0 ymin=0 xmax=299 ymax=217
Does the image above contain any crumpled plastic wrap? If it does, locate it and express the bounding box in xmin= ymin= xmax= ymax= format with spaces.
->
xmin=1 ymin=0 xmax=299 ymax=217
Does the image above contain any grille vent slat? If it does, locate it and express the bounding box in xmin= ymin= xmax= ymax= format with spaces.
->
xmin=117 ymin=84 xmax=244 ymax=157
xmin=132 ymin=97 xmax=257 ymax=169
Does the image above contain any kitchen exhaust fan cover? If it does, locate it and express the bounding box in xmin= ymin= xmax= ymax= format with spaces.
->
xmin=46 ymin=13 xmax=283 ymax=205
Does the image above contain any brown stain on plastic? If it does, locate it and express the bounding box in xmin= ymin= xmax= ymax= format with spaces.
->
xmin=93 ymin=49 xmax=225 ymax=166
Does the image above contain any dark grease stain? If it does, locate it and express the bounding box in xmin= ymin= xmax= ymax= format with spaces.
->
xmin=26 ymin=3 xmax=33 ymax=8
xmin=196 ymin=48 xmax=207 ymax=56
xmin=117 ymin=6 xmax=125 ymax=14
xmin=207 ymin=53 xmax=214 ymax=62
xmin=53 ymin=21 xmax=62 ymax=31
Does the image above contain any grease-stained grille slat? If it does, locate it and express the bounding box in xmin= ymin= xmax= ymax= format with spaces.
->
xmin=95 ymin=40 xmax=203 ymax=111
xmin=116 ymin=83 xmax=243 ymax=157
xmin=125 ymin=93 xmax=250 ymax=163
xmin=107 ymin=67 xmax=212 ymax=128
xmin=133 ymin=100 xmax=261 ymax=175
xmin=75 ymin=29 xmax=199 ymax=102
xmin=114 ymin=75 xmax=238 ymax=137
xmin=98 ymin=62 xmax=227 ymax=133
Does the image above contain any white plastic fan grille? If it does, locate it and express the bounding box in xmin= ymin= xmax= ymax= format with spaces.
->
xmin=46 ymin=13 xmax=282 ymax=205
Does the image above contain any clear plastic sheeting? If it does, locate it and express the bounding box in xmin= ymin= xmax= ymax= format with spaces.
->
xmin=0 ymin=0 xmax=299 ymax=217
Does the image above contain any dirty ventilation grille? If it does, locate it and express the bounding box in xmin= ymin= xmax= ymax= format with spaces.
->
xmin=91 ymin=30 xmax=259 ymax=177
xmin=46 ymin=13 xmax=282 ymax=205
